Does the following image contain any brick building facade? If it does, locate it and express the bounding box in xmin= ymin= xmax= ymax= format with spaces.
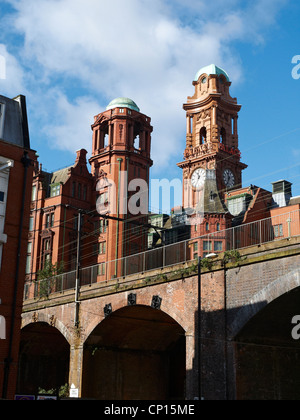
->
xmin=0 ymin=95 xmax=35 ymax=400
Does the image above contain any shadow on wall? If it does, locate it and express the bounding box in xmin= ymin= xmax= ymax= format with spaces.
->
xmin=189 ymin=287 xmax=300 ymax=400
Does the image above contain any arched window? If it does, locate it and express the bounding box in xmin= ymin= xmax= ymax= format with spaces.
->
xmin=200 ymin=127 xmax=207 ymax=145
xmin=220 ymin=127 xmax=226 ymax=144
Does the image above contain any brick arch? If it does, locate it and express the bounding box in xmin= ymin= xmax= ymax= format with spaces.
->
xmin=21 ymin=312 xmax=72 ymax=344
xmin=83 ymin=290 xmax=187 ymax=344
xmin=228 ymin=268 xmax=300 ymax=339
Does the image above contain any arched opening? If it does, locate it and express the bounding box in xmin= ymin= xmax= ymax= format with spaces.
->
xmin=199 ymin=127 xmax=207 ymax=145
xmin=82 ymin=305 xmax=186 ymax=400
xmin=100 ymin=123 xmax=109 ymax=149
xmin=234 ymin=288 xmax=300 ymax=400
xmin=220 ymin=127 xmax=226 ymax=144
xmin=17 ymin=323 xmax=70 ymax=397
xmin=133 ymin=122 xmax=142 ymax=150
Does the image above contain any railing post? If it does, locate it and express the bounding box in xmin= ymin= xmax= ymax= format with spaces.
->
xmin=259 ymin=219 xmax=262 ymax=245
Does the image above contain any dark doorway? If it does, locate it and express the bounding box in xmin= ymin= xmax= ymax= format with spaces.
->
xmin=17 ymin=322 xmax=70 ymax=396
xmin=82 ymin=305 xmax=186 ymax=400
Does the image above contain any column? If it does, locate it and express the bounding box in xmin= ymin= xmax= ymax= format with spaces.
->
xmin=185 ymin=329 xmax=198 ymax=400
xmin=186 ymin=115 xmax=191 ymax=134
xmin=68 ymin=344 xmax=84 ymax=398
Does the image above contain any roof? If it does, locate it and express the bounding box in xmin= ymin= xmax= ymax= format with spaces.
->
xmin=194 ymin=64 xmax=230 ymax=82
xmin=0 ymin=94 xmax=30 ymax=149
xmin=289 ymin=196 xmax=300 ymax=206
xmin=50 ymin=166 xmax=72 ymax=184
xmin=195 ymin=170 xmax=228 ymax=214
xmin=106 ymin=97 xmax=140 ymax=112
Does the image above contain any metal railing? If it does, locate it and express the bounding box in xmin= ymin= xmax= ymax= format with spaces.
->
xmin=24 ymin=209 xmax=300 ymax=300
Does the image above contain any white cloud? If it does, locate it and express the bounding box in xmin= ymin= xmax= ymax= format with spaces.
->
xmin=0 ymin=44 xmax=25 ymax=96
xmin=4 ymin=0 xmax=288 ymax=173
xmin=42 ymin=92 xmax=101 ymax=155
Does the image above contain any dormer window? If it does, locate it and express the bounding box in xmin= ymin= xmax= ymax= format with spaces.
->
xmin=201 ymin=77 xmax=207 ymax=84
xmin=50 ymin=183 xmax=61 ymax=197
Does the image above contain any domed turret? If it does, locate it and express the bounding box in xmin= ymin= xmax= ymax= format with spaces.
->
xmin=194 ymin=64 xmax=230 ymax=83
xmin=106 ymin=97 xmax=140 ymax=112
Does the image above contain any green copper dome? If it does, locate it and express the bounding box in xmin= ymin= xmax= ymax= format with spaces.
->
xmin=194 ymin=64 xmax=230 ymax=82
xmin=106 ymin=97 xmax=140 ymax=112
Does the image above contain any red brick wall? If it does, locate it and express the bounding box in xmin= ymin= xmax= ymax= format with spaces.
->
xmin=0 ymin=141 xmax=35 ymax=400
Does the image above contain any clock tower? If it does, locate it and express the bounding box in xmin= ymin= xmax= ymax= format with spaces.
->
xmin=177 ymin=65 xmax=247 ymax=251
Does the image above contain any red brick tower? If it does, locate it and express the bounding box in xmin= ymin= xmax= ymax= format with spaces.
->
xmin=178 ymin=65 xmax=247 ymax=257
xmin=89 ymin=98 xmax=153 ymax=279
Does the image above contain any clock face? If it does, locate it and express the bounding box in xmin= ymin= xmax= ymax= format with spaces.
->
xmin=191 ymin=168 xmax=206 ymax=188
xmin=223 ymin=169 xmax=235 ymax=188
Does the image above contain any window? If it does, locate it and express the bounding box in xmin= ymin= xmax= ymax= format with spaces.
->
xmin=99 ymin=242 xmax=106 ymax=254
xmin=216 ymin=223 xmax=220 ymax=232
xmin=41 ymin=238 xmax=52 ymax=269
xmin=29 ymin=217 xmax=34 ymax=231
xmin=31 ymin=185 xmax=37 ymax=201
xmin=45 ymin=213 xmax=54 ymax=229
xmin=214 ymin=241 xmax=223 ymax=252
xmin=78 ymin=183 xmax=81 ymax=199
xmin=0 ymin=191 xmax=4 ymax=202
xmin=206 ymin=222 xmax=210 ymax=232
xmin=50 ymin=183 xmax=60 ymax=197
xmin=192 ymin=242 xmax=198 ymax=260
xmin=119 ymin=108 xmax=124 ymax=113
xmin=99 ymin=219 xmax=108 ymax=234
xmin=203 ymin=241 xmax=212 ymax=251
xmin=26 ymin=242 xmax=32 ymax=274
xmin=274 ymin=224 xmax=283 ymax=238
xmin=98 ymin=262 xmax=106 ymax=276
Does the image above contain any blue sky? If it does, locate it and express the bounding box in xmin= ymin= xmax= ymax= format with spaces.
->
xmin=0 ymin=0 xmax=300 ymax=212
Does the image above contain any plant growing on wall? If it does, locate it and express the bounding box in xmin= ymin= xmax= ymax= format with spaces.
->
xmin=37 ymin=261 xmax=64 ymax=299
xmin=222 ymin=250 xmax=246 ymax=266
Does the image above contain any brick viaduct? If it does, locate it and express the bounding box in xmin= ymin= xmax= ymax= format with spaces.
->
xmin=20 ymin=236 xmax=300 ymax=400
